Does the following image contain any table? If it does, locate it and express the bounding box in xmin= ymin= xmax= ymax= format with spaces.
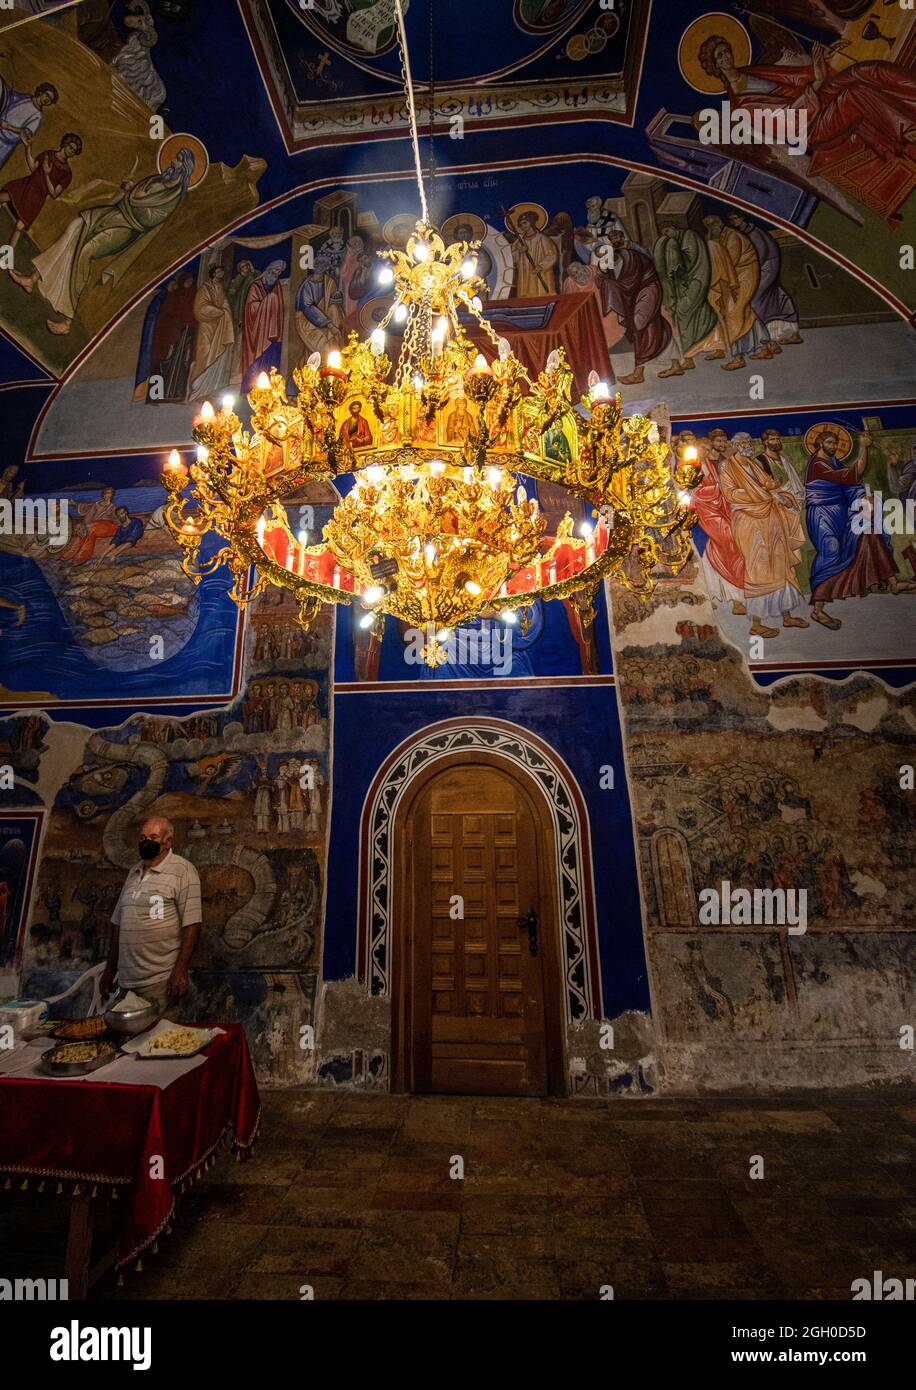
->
xmin=0 ymin=1024 xmax=260 ymax=1296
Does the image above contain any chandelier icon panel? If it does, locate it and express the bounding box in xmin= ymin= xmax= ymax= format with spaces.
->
xmin=161 ymin=16 xmax=700 ymax=666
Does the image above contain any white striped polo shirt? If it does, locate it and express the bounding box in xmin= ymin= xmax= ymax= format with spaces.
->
xmin=111 ymin=850 xmax=202 ymax=989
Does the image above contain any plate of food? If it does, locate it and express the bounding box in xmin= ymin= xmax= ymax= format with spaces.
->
xmin=40 ymin=1040 xmax=119 ymax=1077
xmin=130 ymin=1024 xmax=222 ymax=1060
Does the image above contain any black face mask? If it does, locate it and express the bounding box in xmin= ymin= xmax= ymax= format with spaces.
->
xmin=138 ymin=838 xmax=162 ymax=861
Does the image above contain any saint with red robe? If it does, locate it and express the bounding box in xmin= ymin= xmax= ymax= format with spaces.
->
xmin=698 ymin=34 xmax=916 ymax=222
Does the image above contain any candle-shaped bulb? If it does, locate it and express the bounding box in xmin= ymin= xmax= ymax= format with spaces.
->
xmin=166 ymin=448 xmax=182 ymax=470
xmin=196 ymin=445 xmax=208 ymax=463
xmin=256 ymin=515 xmax=266 ymax=543
xmin=546 ymin=349 xmax=560 ymax=373
xmin=460 ymin=255 xmax=477 ymax=278
xmin=200 ymin=400 xmax=215 ymax=420
xmin=297 ymin=528 xmax=307 ymax=546
xmin=359 ymin=611 xmax=377 ymax=629
xmin=221 ymin=394 xmax=234 ymax=413
xmin=370 ymin=327 xmax=386 ymax=354
xmin=378 ymin=264 xmax=395 ymax=287
xmin=326 ymin=349 xmax=342 ymax=371
xmin=256 ymin=371 xmax=270 ymax=390
xmin=683 ymin=444 xmax=698 ymax=462
xmin=307 ymin=351 xmax=321 ymax=371
xmin=473 ymin=353 xmax=488 ymax=373
xmin=497 ymin=337 xmax=511 ymax=361
xmin=432 ymin=316 xmax=448 ymax=342
xmin=425 ymin=543 xmax=437 ymax=566
xmin=393 ymin=302 xmax=407 ymax=324
xmin=413 ymin=240 xmax=430 ymax=263
xmin=589 ymin=379 xmax=610 ymax=401
xmin=471 ymin=296 xmax=482 ymax=312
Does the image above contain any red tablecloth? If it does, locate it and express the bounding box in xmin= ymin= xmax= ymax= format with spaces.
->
xmin=0 ymin=1024 xmax=260 ymax=1270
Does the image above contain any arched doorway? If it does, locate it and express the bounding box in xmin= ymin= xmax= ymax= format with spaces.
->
xmin=391 ymin=752 xmax=567 ymax=1096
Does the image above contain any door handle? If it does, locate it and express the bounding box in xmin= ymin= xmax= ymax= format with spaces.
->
xmin=519 ymin=908 xmax=538 ymax=957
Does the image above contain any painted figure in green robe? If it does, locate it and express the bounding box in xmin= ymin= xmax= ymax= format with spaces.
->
xmin=652 ymin=220 xmax=720 ymax=378
xmin=10 ymin=147 xmax=195 ymax=336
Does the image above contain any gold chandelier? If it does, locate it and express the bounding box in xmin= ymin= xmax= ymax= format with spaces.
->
xmin=161 ymin=18 xmax=700 ymax=667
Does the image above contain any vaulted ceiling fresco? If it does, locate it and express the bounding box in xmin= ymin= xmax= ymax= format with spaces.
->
xmin=2 ymin=0 xmax=916 ymax=694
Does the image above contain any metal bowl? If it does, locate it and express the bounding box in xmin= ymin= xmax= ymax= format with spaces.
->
xmin=40 ymin=1041 xmax=119 ymax=1077
xmin=103 ymin=998 xmax=159 ymax=1037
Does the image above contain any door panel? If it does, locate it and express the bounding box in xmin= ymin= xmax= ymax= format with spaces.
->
xmin=408 ymin=765 xmax=550 ymax=1096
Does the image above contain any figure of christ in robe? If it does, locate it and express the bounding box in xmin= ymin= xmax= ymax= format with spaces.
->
xmin=719 ymin=435 xmax=809 ymax=637
xmin=688 ymin=441 xmax=747 ymax=612
xmin=653 ymin=223 xmax=719 ymax=377
xmin=9 ymin=149 xmax=195 ymax=335
xmin=698 ymin=35 xmax=916 ymax=223
xmin=509 ymin=212 xmax=559 ymax=296
xmin=702 ymin=216 xmax=770 ymax=370
xmin=190 ymin=265 xmax=235 ymax=399
xmin=240 ymin=260 xmax=287 ymax=391
xmin=599 ymin=229 xmax=671 ymax=385
xmin=804 ymin=428 xmax=912 ymax=629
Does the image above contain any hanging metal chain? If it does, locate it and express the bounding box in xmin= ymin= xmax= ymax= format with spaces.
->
xmin=427 ymin=0 xmax=436 ymax=212
xmin=393 ymin=0 xmax=429 ymax=225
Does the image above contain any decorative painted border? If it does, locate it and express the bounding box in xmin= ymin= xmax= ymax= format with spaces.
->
xmin=356 ymin=716 xmax=603 ymax=1021
xmin=239 ymin=0 xmax=649 ymax=155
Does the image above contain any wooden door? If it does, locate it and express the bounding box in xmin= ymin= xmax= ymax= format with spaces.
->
xmin=403 ymin=763 xmax=556 ymax=1096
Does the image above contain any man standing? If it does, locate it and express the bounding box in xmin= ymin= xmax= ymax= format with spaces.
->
xmin=0 ymin=77 xmax=58 ymax=174
xmin=758 ymin=428 xmax=806 ymax=508
xmin=719 ymin=432 xmax=809 ymax=638
xmin=1 ymin=132 xmax=81 ymax=250
xmin=190 ymin=263 xmax=235 ymax=399
xmin=726 ymin=212 xmax=802 ymax=353
xmin=100 ymin=816 xmax=201 ymax=1020
xmin=240 ymin=259 xmax=286 ymax=390
xmin=805 ymin=427 xmax=911 ymax=629
xmin=508 ymin=209 xmax=559 ymax=296
xmin=600 ymin=225 xmax=671 ymax=386
xmin=703 ymin=214 xmax=770 ymax=370
xmin=688 ymin=434 xmax=747 ymax=614
xmin=653 ymin=217 xmax=718 ymax=377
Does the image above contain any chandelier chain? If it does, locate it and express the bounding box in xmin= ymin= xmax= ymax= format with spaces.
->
xmin=393 ymin=0 xmax=429 ymax=225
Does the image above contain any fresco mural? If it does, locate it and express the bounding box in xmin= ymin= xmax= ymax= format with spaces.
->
xmin=243 ymin=0 xmax=645 ymax=151
xmin=0 ymin=0 xmax=913 ymax=1094
xmin=672 ymin=409 xmax=916 ymax=672
xmin=30 ymin=167 xmax=916 ymax=459
xmin=0 ymin=472 xmax=242 ymax=705
xmin=21 ymin=558 xmax=333 ymax=1081
xmin=0 ymin=12 xmax=264 ymax=371
xmin=607 ymin=564 xmax=916 ymax=1089
xmin=0 ymin=809 xmax=42 ymax=969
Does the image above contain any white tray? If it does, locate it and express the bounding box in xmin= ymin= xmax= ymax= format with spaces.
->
xmin=123 ymin=1021 xmax=223 ymax=1060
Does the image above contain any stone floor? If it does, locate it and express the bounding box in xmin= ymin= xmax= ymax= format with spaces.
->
xmin=3 ymin=1089 xmax=916 ymax=1300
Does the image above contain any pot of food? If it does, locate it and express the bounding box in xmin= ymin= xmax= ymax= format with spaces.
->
xmin=103 ymin=990 xmax=158 ymax=1037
